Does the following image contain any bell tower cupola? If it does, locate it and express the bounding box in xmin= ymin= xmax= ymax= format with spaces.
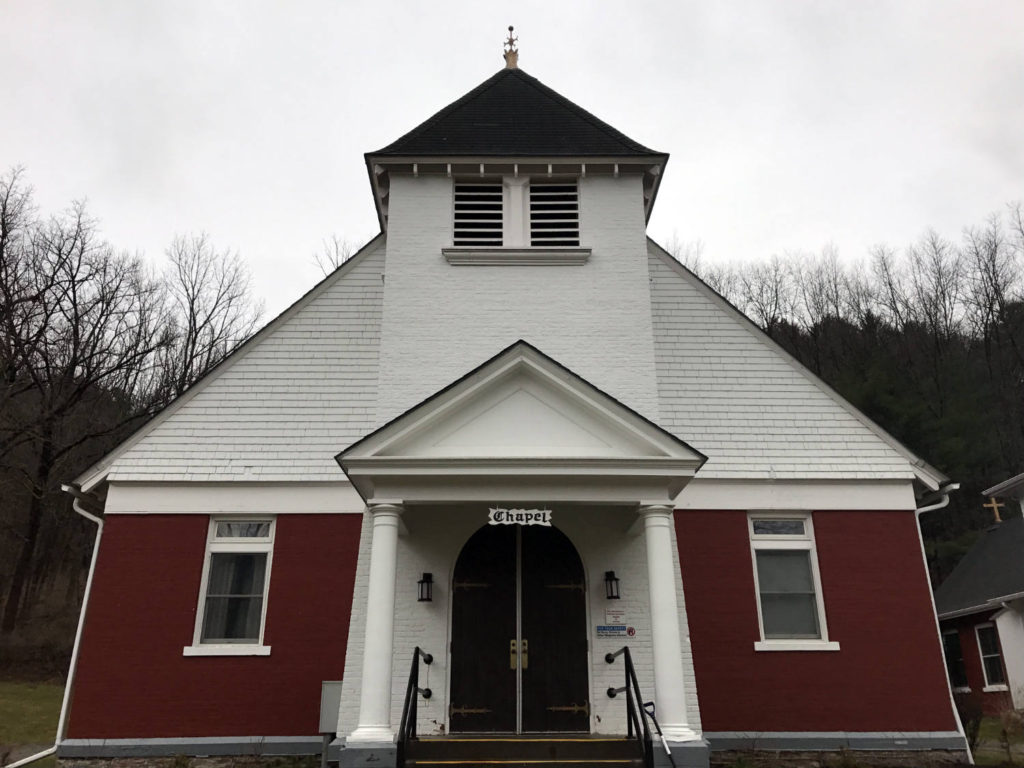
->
xmin=368 ymin=38 xmax=668 ymax=424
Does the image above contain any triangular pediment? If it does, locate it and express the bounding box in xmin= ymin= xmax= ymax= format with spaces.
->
xmin=338 ymin=341 xmax=705 ymax=504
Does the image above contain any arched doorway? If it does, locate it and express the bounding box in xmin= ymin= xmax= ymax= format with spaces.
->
xmin=449 ymin=524 xmax=589 ymax=733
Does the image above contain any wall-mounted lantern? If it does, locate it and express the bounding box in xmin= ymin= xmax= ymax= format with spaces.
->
xmin=418 ymin=573 xmax=434 ymax=602
xmin=604 ymin=570 xmax=620 ymax=600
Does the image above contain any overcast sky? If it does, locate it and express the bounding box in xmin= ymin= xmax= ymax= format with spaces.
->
xmin=3 ymin=1 xmax=1023 ymax=317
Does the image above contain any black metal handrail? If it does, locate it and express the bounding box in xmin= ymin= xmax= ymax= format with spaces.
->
xmin=605 ymin=646 xmax=653 ymax=768
xmin=397 ymin=646 xmax=433 ymax=767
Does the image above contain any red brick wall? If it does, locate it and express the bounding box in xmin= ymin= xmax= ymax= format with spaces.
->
xmin=677 ymin=509 xmax=958 ymax=732
xmin=67 ymin=513 xmax=363 ymax=738
xmin=941 ymin=613 xmax=1013 ymax=715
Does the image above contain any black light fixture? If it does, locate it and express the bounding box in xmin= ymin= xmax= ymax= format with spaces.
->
xmin=418 ymin=573 xmax=433 ymax=602
xmin=604 ymin=571 xmax=620 ymax=600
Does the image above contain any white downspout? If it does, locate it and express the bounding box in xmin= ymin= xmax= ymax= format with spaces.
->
xmin=2 ymin=486 xmax=104 ymax=768
xmin=914 ymin=482 xmax=973 ymax=765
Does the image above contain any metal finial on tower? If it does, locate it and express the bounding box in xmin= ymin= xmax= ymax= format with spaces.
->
xmin=503 ymin=25 xmax=519 ymax=69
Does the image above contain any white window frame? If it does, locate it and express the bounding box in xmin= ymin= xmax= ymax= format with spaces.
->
xmin=748 ymin=512 xmax=839 ymax=652
xmin=975 ymin=622 xmax=1008 ymax=691
xmin=183 ymin=516 xmax=275 ymax=657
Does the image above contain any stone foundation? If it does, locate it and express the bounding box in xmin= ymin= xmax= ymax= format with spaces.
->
xmin=59 ymin=758 xmax=319 ymax=768
xmin=709 ymin=749 xmax=969 ymax=768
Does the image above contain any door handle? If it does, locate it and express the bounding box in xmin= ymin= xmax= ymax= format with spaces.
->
xmin=510 ymin=639 xmax=517 ymax=670
xmin=521 ymin=638 xmax=528 ymax=670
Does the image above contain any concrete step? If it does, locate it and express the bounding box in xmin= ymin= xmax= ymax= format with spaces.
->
xmin=406 ymin=736 xmax=644 ymax=764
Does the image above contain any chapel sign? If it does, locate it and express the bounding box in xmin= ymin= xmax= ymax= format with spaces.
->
xmin=488 ymin=507 xmax=552 ymax=526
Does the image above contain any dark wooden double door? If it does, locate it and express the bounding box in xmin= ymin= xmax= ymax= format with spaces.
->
xmin=450 ymin=525 xmax=589 ymax=733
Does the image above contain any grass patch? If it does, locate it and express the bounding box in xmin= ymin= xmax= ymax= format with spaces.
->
xmin=0 ymin=680 xmax=62 ymax=744
xmin=974 ymin=713 xmax=1024 ymax=766
xmin=980 ymin=716 xmax=1007 ymax=742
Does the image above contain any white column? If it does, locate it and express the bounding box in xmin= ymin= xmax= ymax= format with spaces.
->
xmin=348 ymin=503 xmax=403 ymax=743
xmin=641 ymin=504 xmax=699 ymax=742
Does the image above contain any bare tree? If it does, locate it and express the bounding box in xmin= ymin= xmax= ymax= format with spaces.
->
xmin=736 ymin=255 xmax=796 ymax=334
xmin=0 ymin=175 xmax=174 ymax=632
xmin=907 ymin=231 xmax=965 ymax=343
xmin=870 ymin=244 xmax=912 ymax=330
xmin=664 ymin=233 xmax=705 ymax=270
xmin=0 ymin=176 xmax=264 ymax=635
xmin=162 ymin=234 xmax=263 ymax=397
xmin=313 ymin=234 xmax=354 ymax=276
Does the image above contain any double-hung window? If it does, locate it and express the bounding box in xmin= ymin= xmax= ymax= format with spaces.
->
xmin=942 ymin=628 xmax=970 ymax=691
xmin=975 ymin=623 xmax=1007 ymax=690
xmin=748 ymin=514 xmax=838 ymax=651
xmin=184 ymin=518 xmax=275 ymax=656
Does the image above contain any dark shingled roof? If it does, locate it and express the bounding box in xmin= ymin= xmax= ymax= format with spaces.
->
xmin=371 ymin=68 xmax=663 ymax=158
xmin=934 ymin=514 xmax=1024 ymax=617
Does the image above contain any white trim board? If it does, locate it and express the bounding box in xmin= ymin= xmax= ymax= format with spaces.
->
xmin=104 ymin=482 xmax=366 ymax=515
xmin=673 ymin=480 xmax=916 ymax=511
xmin=103 ymin=479 xmax=917 ymax=514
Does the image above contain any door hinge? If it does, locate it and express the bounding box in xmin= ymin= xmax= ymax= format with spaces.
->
xmin=453 ymin=580 xmax=491 ymax=590
xmin=450 ymin=705 xmax=494 ymax=716
xmin=545 ymin=582 xmax=585 ymax=592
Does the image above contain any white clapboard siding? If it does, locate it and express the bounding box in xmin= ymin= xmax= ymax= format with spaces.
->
xmin=104 ymin=239 xmax=387 ymax=482
xmin=648 ymin=240 xmax=914 ymax=480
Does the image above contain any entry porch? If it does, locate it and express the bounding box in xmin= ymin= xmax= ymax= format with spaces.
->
xmin=332 ymin=343 xmax=708 ymax=764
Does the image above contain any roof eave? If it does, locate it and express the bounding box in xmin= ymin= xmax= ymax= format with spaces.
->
xmin=983 ymin=471 xmax=1024 ymax=499
xmin=937 ymin=604 xmax=999 ymax=620
xmin=364 ymin=153 xmax=670 ymax=231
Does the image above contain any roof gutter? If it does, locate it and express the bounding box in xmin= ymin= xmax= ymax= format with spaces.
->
xmin=911 ymin=481 xmax=973 ymax=764
xmin=4 ymin=485 xmax=106 ymax=768
xmin=916 ymin=482 xmax=960 ymax=515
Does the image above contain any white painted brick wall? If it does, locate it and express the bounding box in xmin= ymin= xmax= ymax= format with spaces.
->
xmin=374 ymin=174 xmax=661 ymax=426
xmin=338 ymin=507 xmax=700 ymax=738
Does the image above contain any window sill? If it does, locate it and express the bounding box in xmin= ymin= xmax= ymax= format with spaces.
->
xmin=754 ymin=640 xmax=840 ymax=652
xmin=442 ymin=247 xmax=591 ymax=266
xmin=183 ymin=644 xmax=271 ymax=657
xmin=983 ymin=684 xmax=1009 ymax=693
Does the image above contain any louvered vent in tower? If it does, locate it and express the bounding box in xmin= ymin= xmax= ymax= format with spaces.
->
xmin=530 ymin=183 xmax=580 ymax=247
xmin=453 ymin=183 xmax=503 ymax=246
